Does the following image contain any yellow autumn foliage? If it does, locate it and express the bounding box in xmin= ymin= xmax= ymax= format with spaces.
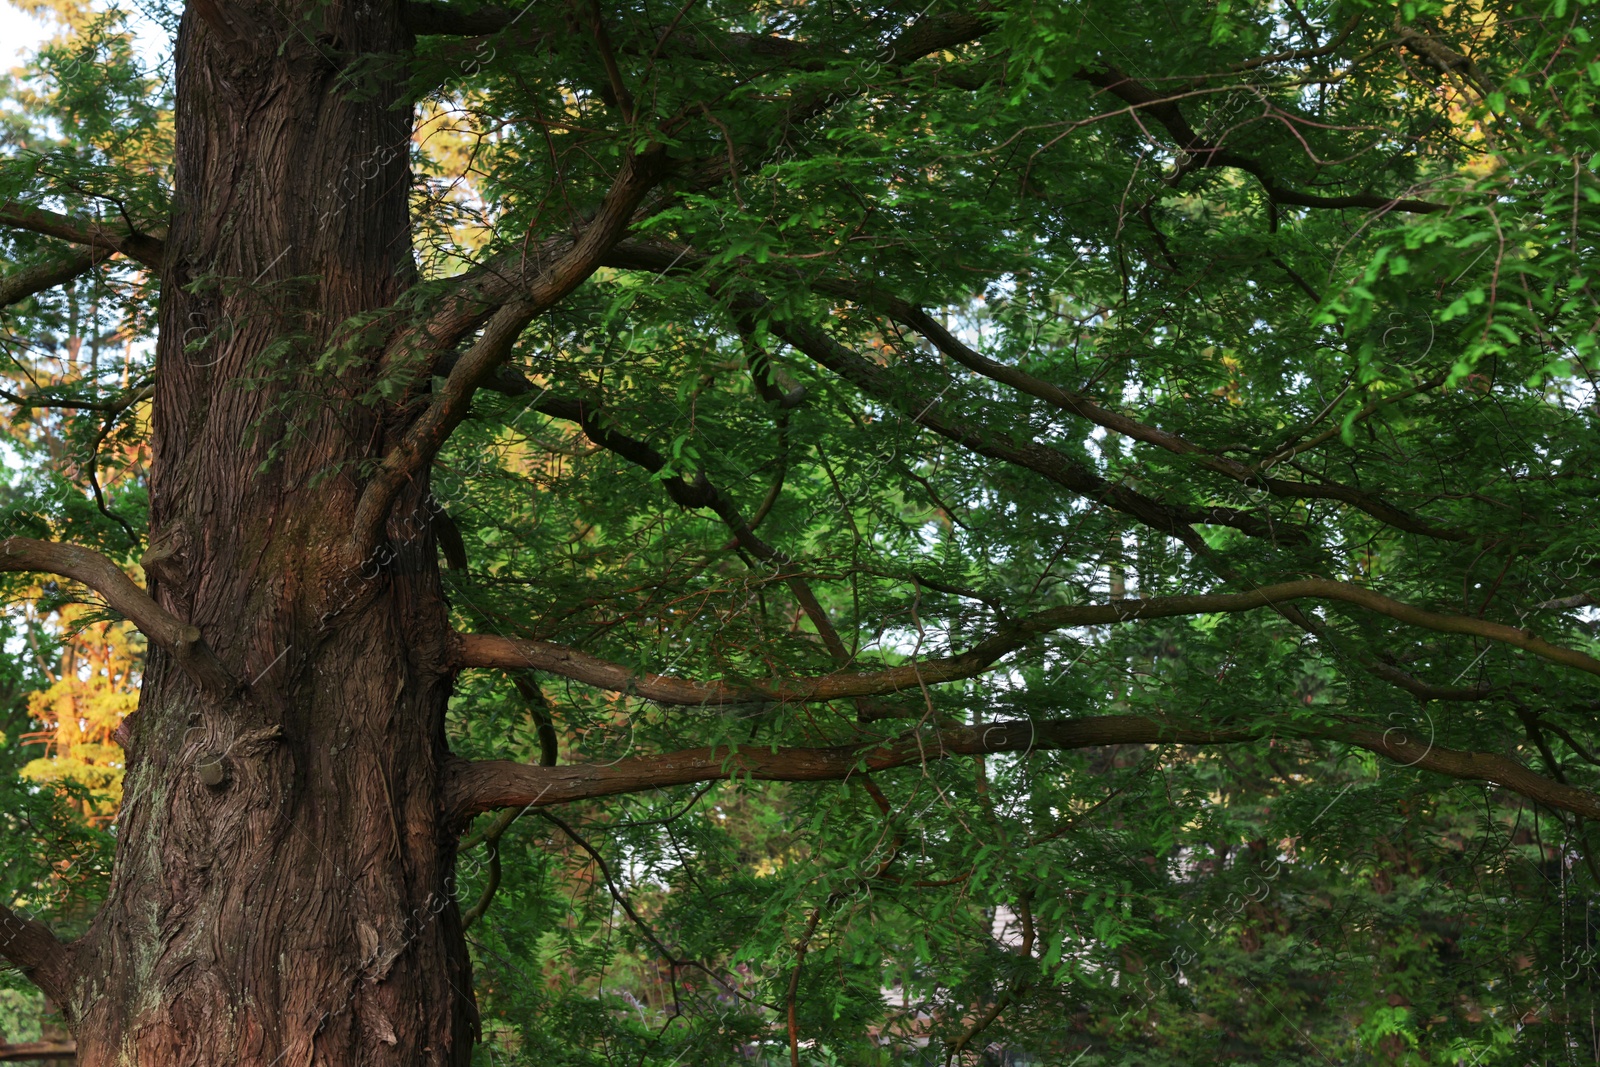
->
xmin=18 ymin=605 xmax=141 ymax=821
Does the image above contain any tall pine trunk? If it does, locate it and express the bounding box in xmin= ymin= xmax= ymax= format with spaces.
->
xmin=65 ymin=3 xmax=477 ymax=1061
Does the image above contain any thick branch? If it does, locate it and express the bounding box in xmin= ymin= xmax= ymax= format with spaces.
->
xmin=349 ymin=146 xmax=666 ymax=564
xmin=578 ymin=257 xmax=1292 ymax=547
xmin=678 ymin=10 xmax=995 ymax=193
xmin=404 ymin=7 xmax=993 ymax=358
xmin=452 ymin=577 xmax=1600 ymax=705
xmin=1362 ymin=657 xmax=1491 ymax=703
xmin=0 ymin=202 xmax=164 ymax=270
xmin=445 ymin=714 xmax=1600 ymax=822
xmin=876 ymin=10 xmax=993 ymax=67
xmin=402 ymin=9 xmax=992 ymax=343
xmin=453 ymin=632 xmax=770 ymax=703
xmin=400 ymin=8 xmax=992 ymax=346
xmin=0 ymin=1042 xmax=75 ymax=1062
xmin=540 ymin=391 xmax=849 ymax=659
xmin=0 ymin=904 xmax=71 ymax=1005
xmin=596 ymin=246 xmax=1457 ymax=543
xmin=405 ymin=2 xmax=986 ymax=65
xmin=0 ymin=537 xmax=235 ymax=696
xmin=0 ymin=246 xmax=115 ymax=309
xmin=380 ymin=239 xmax=566 ymax=385
xmin=1394 ymin=21 xmax=1496 ymax=98
xmin=438 ymin=363 xmax=852 ymax=663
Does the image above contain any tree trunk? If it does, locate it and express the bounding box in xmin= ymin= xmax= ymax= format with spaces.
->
xmin=64 ymin=3 xmax=477 ymax=1062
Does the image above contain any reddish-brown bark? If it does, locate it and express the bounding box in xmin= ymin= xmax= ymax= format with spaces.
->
xmin=444 ymin=715 xmax=1600 ymax=824
xmin=56 ymin=2 xmax=474 ymax=1062
xmin=447 ymin=573 xmax=1600 ymax=704
xmin=0 ymin=1040 xmax=76 ymax=1062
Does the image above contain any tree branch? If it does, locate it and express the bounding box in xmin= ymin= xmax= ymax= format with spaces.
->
xmin=0 ymin=202 xmax=164 ymax=270
xmin=0 ymin=904 xmax=72 ymax=1006
xmin=0 ymin=1041 xmax=75 ymax=1061
xmin=349 ymin=145 xmax=667 ymax=565
xmin=1076 ymin=66 xmax=1447 ymax=214
xmin=538 ymin=390 xmax=850 ymax=660
xmin=445 ymin=714 xmax=1600 ymax=822
xmin=0 ymin=383 xmax=153 ymax=413
xmin=404 ymin=2 xmax=988 ymax=66
xmin=459 ymin=826 xmax=506 ymax=929
xmin=1393 ymin=21 xmax=1497 ymax=99
xmin=889 ymin=303 xmax=1466 ymax=541
xmin=945 ymin=890 xmax=1033 ymax=1063
xmin=882 ymin=10 xmax=993 ymax=65
xmin=580 ymin=255 xmax=1296 ymax=547
xmin=452 ymin=631 xmax=771 ymax=703
xmin=436 ymin=358 xmax=855 ymax=667
xmin=451 ymin=576 xmax=1600 ymax=706
xmin=0 ymin=246 xmax=115 ymax=309
xmin=396 ymin=6 xmax=993 ymax=353
xmin=753 ymin=304 xmax=1295 ymax=549
xmin=0 ymin=537 xmax=236 ymax=696
xmin=601 ymin=244 xmax=1455 ymax=543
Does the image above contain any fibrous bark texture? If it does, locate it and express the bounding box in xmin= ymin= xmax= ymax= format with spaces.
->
xmin=63 ymin=3 xmax=476 ymax=1063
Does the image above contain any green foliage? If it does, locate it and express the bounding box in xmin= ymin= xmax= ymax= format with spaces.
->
xmin=6 ymin=0 xmax=1600 ymax=1062
xmin=422 ymin=0 xmax=1600 ymax=1060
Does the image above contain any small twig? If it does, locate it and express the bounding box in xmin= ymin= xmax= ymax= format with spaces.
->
xmin=536 ymin=808 xmax=763 ymax=1005
xmin=944 ymin=891 xmax=1035 ymax=1064
xmin=786 ymin=907 xmax=824 ymax=1067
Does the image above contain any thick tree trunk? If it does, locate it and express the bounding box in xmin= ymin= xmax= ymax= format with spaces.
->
xmin=64 ymin=3 xmax=477 ymax=1062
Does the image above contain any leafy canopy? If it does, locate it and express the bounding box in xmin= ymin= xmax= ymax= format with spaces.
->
xmin=3 ymin=0 xmax=1600 ymax=1063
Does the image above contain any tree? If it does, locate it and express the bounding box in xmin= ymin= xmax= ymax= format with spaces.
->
xmin=1 ymin=0 xmax=1599 ymax=1062
xmin=15 ymin=604 xmax=143 ymax=823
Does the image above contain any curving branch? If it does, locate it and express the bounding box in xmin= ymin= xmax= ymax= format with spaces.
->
xmin=404 ymin=0 xmax=988 ymax=67
xmin=407 ymin=9 xmax=990 ymax=379
xmin=1393 ymin=21 xmax=1497 ymax=99
xmin=579 ymin=254 xmax=1298 ymax=548
xmin=534 ymin=389 xmax=850 ymax=661
xmin=348 ymin=145 xmax=667 ymax=565
xmin=453 ymin=631 xmax=769 ymax=704
xmin=888 ymin=304 xmax=1467 ymax=542
xmin=0 ymin=202 xmax=164 ymax=271
xmin=445 ymin=714 xmax=1600 ymax=822
xmin=459 ymin=817 xmax=510 ymax=930
xmin=945 ymin=890 xmax=1033 ymax=1063
xmin=444 ymin=361 xmax=864 ymax=671
xmin=393 ymin=5 xmax=992 ymax=370
xmin=463 ymin=248 xmax=1465 ymax=548
xmin=595 ymin=244 xmax=1467 ymax=552
xmin=380 ymin=235 xmax=571 ymax=381
xmin=0 ymin=904 xmax=72 ymax=1005
xmin=0 ymin=537 xmax=236 ymax=697
xmin=756 ymin=308 xmax=1295 ymax=548
xmin=452 ymin=577 xmax=1600 ymax=708
xmin=0 ymin=246 xmax=115 ymax=309
xmin=1076 ymin=65 xmax=1448 ymax=215
xmin=602 ymin=243 xmax=1455 ymax=539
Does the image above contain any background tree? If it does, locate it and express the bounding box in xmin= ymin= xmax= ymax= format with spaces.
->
xmin=0 ymin=0 xmax=1598 ymax=1064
